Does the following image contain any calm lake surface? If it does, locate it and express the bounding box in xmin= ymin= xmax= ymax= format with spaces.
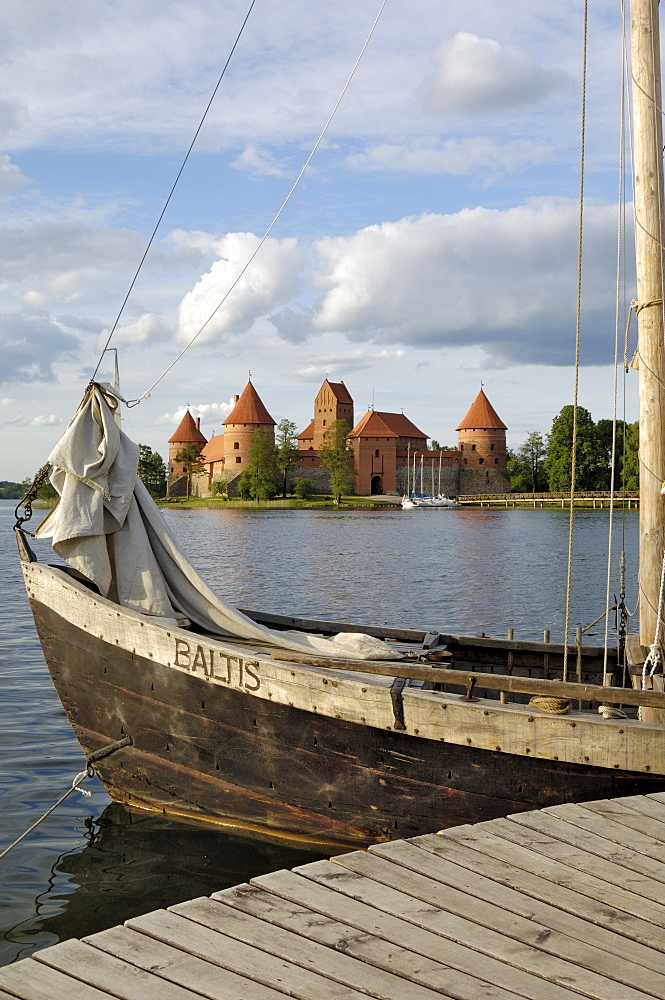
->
xmin=0 ymin=498 xmax=639 ymax=965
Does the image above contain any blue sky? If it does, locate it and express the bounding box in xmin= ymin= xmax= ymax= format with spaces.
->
xmin=0 ymin=0 xmax=638 ymax=480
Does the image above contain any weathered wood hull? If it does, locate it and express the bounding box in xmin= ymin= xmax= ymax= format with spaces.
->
xmin=24 ymin=560 xmax=665 ymax=847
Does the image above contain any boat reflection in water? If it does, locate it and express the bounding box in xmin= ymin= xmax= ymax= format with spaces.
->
xmin=2 ymin=802 xmax=327 ymax=965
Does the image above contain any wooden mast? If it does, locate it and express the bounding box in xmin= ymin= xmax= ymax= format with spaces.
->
xmin=631 ymin=0 xmax=665 ymax=647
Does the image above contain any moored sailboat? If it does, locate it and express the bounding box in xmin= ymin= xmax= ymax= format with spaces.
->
xmin=13 ymin=0 xmax=665 ymax=847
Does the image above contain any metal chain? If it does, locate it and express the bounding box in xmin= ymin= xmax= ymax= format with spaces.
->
xmin=14 ymin=464 xmax=53 ymax=530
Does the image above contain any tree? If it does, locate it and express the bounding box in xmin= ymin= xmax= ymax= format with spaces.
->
xmin=138 ymin=445 xmax=167 ymax=498
xmin=245 ymin=428 xmax=280 ymax=501
xmin=318 ymin=419 xmax=355 ymax=503
xmin=595 ymin=419 xmax=626 ymax=490
xmin=275 ymin=419 xmax=299 ymax=498
xmin=21 ymin=465 xmax=58 ymax=501
xmin=623 ymin=421 xmax=639 ymax=490
xmin=544 ymin=406 xmax=606 ymax=491
xmin=509 ymin=432 xmax=547 ymax=492
xmin=174 ymin=443 xmax=206 ymax=499
xmin=292 ymin=476 xmax=315 ymax=499
xmin=1 ymin=480 xmax=28 ymax=499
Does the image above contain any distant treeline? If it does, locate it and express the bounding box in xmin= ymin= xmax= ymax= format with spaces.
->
xmin=508 ymin=406 xmax=638 ymax=493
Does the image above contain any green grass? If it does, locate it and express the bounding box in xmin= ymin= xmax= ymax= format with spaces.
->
xmin=157 ymin=495 xmax=401 ymax=510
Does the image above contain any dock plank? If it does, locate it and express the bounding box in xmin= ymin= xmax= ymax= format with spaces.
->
xmin=414 ymin=830 xmax=665 ymax=956
xmin=213 ymin=880 xmax=527 ymax=1000
xmin=579 ymin=797 xmax=665 ymax=842
xmin=506 ymin=809 xmax=665 ymax=885
xmin=480 ymin=815 xmax=665 ymax=903
xmin=332 ymin=848 xmax=664 ymax=1000
xmin=173 ymin=893 xmax=451 ymax=1000
xmin=0 ymin=961 xmax=114 ymax=1000
xmin=34 ymin=938 xmax=197 ymax=1000
xmin=294 ymin=859 xmax=598 ymax=1000
xmin=371 ymin=836 xmax=665 ymax=972
xmin=251 ymin=866 xmax=575 ymax=1000
xmin=85 ymin=925 xmax=291 ymax=1000
xmin=614 ymin=794 xmax=665 ymax=822
xmin=2 ymin=793 xmax=665 ymax=1000
xmin=127 ymin=907 xmax=378 ymax=1000
xmin=545 ymin=801 xmax=665 ymax=856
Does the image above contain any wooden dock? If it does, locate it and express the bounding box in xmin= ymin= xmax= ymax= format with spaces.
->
xmin=2 ymin=794 xmax=665 ymax=999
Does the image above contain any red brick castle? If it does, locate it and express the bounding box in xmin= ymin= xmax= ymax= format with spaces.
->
xmin=167 ymin=379 xmax=509 ymax=497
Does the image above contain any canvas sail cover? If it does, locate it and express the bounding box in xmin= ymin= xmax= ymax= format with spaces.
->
xmin=35 ymin=384 xmax=400 ymax=661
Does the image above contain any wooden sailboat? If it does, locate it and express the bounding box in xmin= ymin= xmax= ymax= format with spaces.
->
xmin=13 ymin=0 xmax=665 ymax=848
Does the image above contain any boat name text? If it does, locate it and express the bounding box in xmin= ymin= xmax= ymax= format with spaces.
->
xmin=173 ymin=639 xmax=260 ymax=690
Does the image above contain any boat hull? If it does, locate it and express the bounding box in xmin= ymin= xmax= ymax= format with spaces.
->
xmin=28 ymin=586 xmax=665 ymax=847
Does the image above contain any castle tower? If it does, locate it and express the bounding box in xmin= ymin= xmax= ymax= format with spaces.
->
xmin=456 ymin=389 xmax=509 ymax=492
xmin=168 ymin=410 xmax=208 ymax=475
xmin=312 ymin=380 xmax=354 ymax=448
xmin=223 ymin=381 xmax=275 ymax=474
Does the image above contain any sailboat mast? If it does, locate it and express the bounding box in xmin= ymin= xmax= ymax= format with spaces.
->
xmin=631 ymin=0 xmax=665 ymax=646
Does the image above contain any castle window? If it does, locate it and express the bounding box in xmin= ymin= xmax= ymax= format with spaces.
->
xmin=375 ymin=449 xmax=380 ymax=458
xmin=471 ymin=444 xmax=476 ymax=451
xmin=464 ymin=458 xmax=467 ymax=465
xmin=236 ymin=457 xmax=242 ymax=464
xmin=323 ymin=419 xmax=327 ymax=426
xmin=460 ymin=444 xmax=464 ymax=451
xmin=495 ymin=458 xmax=499 ymax=464
xmin=479 ymin=458 xmax=484 ymax=465
xmin=491 ymin=443 xmax=495 ymax=450
xmin=234 ymin=442 xmax=240 ymax=450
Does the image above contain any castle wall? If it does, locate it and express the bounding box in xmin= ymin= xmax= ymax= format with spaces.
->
xmin=396 ymin=463 xmax=461 ymax=497
xmin=459 ymin=467 xmax=510 ymax=494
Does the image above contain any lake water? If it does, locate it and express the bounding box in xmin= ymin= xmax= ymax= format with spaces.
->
xmin=0 ymin=498 xmax=639 ymax=965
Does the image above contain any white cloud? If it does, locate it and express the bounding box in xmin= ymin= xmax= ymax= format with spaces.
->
xmin=101 ymin=312 xmax=168 ymax=347
xmin=308 ymin=198 xmax=620 ymax=366
xmin=156 ymin=398 xmax=236 ymax=427
xmin=175 ymin=233 xmax=306 ymax=345
xmin=0 ymin=315 xmax=80 ymax=383
xmin=293 ymin=348 xmax=405 ymax=382
xmin=0 ymin=154 xmax=28 ymax=194
xmin=419 ymin=33 xmax=572 ymax=115
xmin=346 ymin=137 xmax=554 ymax=179
xmin=231 ymin=144 xmax=290 ymax=177
xmin=29 ymin=413 xmax=62 ymax=427
xmin=0 ymin=397 xmax=16 ymax=406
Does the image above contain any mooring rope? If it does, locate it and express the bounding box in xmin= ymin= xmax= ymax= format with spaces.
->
xmin=0 ymin=736 xmax=132 ymax=861
xmin=0 ymin=768 xmax=93 ymax=861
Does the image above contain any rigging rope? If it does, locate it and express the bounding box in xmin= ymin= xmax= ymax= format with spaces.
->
xmin=90 ymin=0 xmax=258 ymax=381
xmin=603 ymin=1 xmax=629 ymax=683
xmin=563 ymin=0 xmax=589 ymax=682
xmin=125 ymin=0 xmax=389 ymax=407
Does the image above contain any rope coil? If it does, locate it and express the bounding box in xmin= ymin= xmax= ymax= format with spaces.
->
xmin=528 ymin=696 xmax=571 ymax=715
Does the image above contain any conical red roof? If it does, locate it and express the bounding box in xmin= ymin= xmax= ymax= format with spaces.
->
xmin=168 ymin=409 xmax=208 ymax=444
xmin=455 ymin=390 xmax=506 ymax=431
xmin=223 ymin=382 xmax=275 ymax=426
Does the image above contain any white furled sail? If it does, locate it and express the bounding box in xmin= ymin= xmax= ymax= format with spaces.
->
xmin=35 ymin=384 xmax=399 ymax=661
